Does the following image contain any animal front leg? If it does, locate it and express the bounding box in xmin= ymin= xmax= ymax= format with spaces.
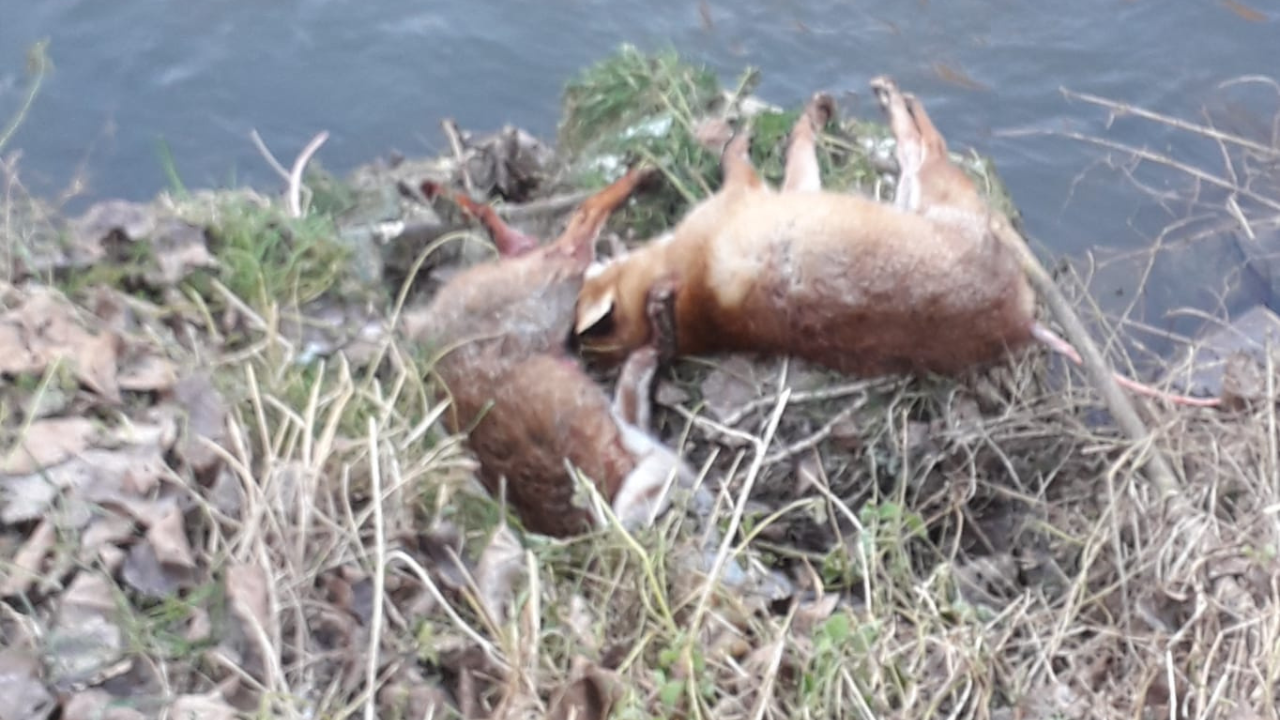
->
xmin=782 ymin=92 xmax=836 ymax=192
xmin=611 ymin=346 xmax=661 ymax=432
xmin=551 ymin=164 xmax=656 ymax=264
xmin=870 ymin=76 xmax=923 ymax=212
xmin=610 ymin=276 xmax=679 ymax=430
xmin=645 ymin=275 xmax=681 ymax=365
xmin=420 ymin=180 xmax=540 ymax=257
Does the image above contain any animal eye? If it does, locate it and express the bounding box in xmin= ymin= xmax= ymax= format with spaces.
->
xmin=578 ymin=306 xmax=616 ymax=338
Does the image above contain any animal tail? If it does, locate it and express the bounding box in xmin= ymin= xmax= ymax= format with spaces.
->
xmin=419 ymin=180 xmax=540 ymax=257
xmin=1030 ymin=322 xmax=1220 ymax=408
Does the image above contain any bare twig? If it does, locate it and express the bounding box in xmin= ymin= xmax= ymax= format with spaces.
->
xmin=762 ymin=399 xmax=865 ymax=465
xmin=0 ymin=40 xmax=50 ymax=155
xmin=688 ymin=390 xmax=790 ymax=626
xmin=441 ymin=118 xmax=476 ymax=196
xmin=364 ymin=417 xmax=388 ymax=720
xmin=995 ymin=127 xmax=1280 ymax=214
xmin=990 ymin=214 xmax=1183 ymax=498
xmin=288 ymin=130 xmax=330 ymax=218
xmin=249 ymin=129 xmax=292 ymax=183
xmin=496 ymin=188 xmax=594 ymax=221
xmin=1060 ymin=87 xmax=1280 ymax=159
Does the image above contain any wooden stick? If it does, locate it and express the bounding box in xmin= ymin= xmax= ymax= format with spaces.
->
xmin=989 ymin=214 xmax=1182 ymax=498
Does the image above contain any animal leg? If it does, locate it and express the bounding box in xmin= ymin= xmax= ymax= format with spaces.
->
xmin=645 ymin=275 xmax=681 ymax=365
xmin=783 ymin=92 xmax=836 ymax=192
xmin=608 ymin=341 xmax=695 ymax=531
xmin=612 ymin=345 xmax=661 ymax=432
xmin=420 ymin=180 xmax=540 ymax=257
xmin=552 ymin=164 xmax=656 ymax=264
xmin=903 ymin=93 xmax=949 ymax=159
xmin=609 ymin=275 xmax=679 ymax=430
xmin=870 ymin=75 xmax=924 ymax=212
xmin=696 ymin=117 xmax=764 ymax=192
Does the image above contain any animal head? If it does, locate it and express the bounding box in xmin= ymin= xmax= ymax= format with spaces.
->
xmin=573 ymin=255 xmax=654 ymax=364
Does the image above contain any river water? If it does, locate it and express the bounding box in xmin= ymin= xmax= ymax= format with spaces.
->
xmin=2 ymin=0 xmax=1278 ymax=354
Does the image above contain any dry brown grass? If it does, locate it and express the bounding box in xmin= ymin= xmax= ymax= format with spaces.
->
xmin=2 ymin=48 xmax=1279 ymax=720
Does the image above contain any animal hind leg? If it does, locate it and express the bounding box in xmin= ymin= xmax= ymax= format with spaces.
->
xmin=552 ymin=164 xmax=656 ymax=264
xmin=903 ymin=93 xmax=949 ymax=159
xmin=696 ymin=118 xmax=764 ymax=192
xmin=420 ymin=180 xmax=540 ymax=257
xmin=611 ymin=346 xmax=660 ymax=432
xmin=870 ymin=75 xmax=924 ymax=212
xmin=782 ymin=92 xmax=836 ymax=192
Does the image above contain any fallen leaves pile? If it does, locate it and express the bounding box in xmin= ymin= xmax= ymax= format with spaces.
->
xmin=0 ymin=182 xmax=635 ymax=719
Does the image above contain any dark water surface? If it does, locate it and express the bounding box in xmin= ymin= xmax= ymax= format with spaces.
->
xmin=2 ymin=0 xmax=1278 ymax=349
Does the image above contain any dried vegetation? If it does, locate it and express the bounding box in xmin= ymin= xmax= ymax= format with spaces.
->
xmin=2 ymin=45 xmax=1280 ymax=720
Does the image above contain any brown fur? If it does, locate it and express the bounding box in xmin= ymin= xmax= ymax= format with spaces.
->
xmin=406 ymin=168 xmax=690 ymax=537
xmin=576 ymin=83 xmax=1037 ymax=378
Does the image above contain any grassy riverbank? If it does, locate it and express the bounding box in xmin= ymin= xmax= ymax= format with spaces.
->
xmin=2 ymin=45 xmax=1278 ymax=719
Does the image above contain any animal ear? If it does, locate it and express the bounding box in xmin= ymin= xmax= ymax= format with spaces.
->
xmin=575 ymin=288 xmax=617 ymax=336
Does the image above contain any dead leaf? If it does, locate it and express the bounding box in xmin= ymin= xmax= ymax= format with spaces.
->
xmin=116 ymin=353 xmax=178 ymax=392
xmin=122 ymin=539 xmax=197 ymax=599
xmin=413 ymin=521 xmax=470 ymax=592
xmin=0 ymin=288 xmax=122 ymax=402
xmin=62 ymin=570 xmax=118 ymax=615
xmin=171 ymin=374 xmax=228 ymax=475
xmin=438 ymin=642 xmax=504 ymax=719
xmin=560 ymin=594 xmax=598 ymax=652
xmin=700 ymin=356 xmax=765 ymax=420
xmin=148 ymin=219 xmax=216 ymax=286
xmin=70 ymin=200 xmax=156 ymax=252
xmin=546 ymin=657 xmax=623 ymax=720
xmin=204 ymin=467 xmax=243 ymax=519
xmin=2 ymin=474 xmax=69 ymax=527
xmin=377 ymin=668 xmax=457 ymax=720
xmin=0 ymin=417 xmax=97 ymax=475
xmin=225 ymin=562 xmax=274 ymax=683
xmin=0 ymin=650 xmax=56 ymax=720
xmin=62 ymin=689 xmax=147 ymax=720
xmin=226 ymin=563 xmax=272 ymax=638
xmin=792 ymin=593 xmax=840 ymax=637
xmin=80 ymin=514 xmax=137 ymax=561
xmin=0 ymin=517 xmax=55 ymax=597
xmin=168 ymin=693 xmax=237 ymax=720
xmin=146 ymin=505 xmax=195 ymax=569
xmin=47 ymin=581 xmax=129 ymax=689
xmin=186 ymin=607 xmax=213 ymax=644
xmin=952 ymin=554 xmax=1021 ymax=610
xmin=1221 ymin=351 xmax=1267 ymax=409
xmin=2 ymin=442 xmax=169 ymax=525
xmin=655 ymin=379 xmax=691 ymax=407
xmin=473 ymin=525 xmax=526 ymax=625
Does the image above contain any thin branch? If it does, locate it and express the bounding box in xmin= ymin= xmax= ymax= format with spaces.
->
xmin=995 ymin=127 xmax=1280 ymax=214
xmin=441 ymin=118 xmax=476 ymax=196
xmin=762 ymin=400 xmax=865 ymax=465
xmin=1061 ymin=87 xmax=1280 ymax=158
xmin=990 ymin=214 xmax=1184 ymax=499
xmin=288 ymin=131 xmax=330 ymax=218
xmin=249 ymin=129 xmax=292 ymax=183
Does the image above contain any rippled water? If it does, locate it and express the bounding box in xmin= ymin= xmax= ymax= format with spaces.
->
xmin=2 ymin=0 xmax=1278 ymax=351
